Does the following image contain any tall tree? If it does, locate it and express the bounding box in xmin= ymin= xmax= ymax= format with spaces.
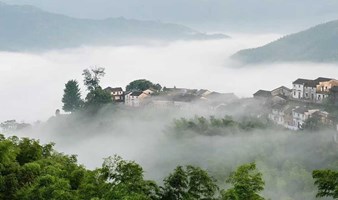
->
xmin=85 ymin=87 xmax=112 ymax=108
xmin=62 ymin=80 xmax=83 ymax=112
xmin=82 ymin=67 xmax=105 ymax=91
xmin=221 ymin=163 xmax=265 ymax=200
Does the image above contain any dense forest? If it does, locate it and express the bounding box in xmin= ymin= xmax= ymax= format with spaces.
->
xmin=1 ymin=130 xmax=338 ymax=200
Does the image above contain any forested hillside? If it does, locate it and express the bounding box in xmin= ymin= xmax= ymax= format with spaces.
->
xmin=232 ymin=20 xmax=338 ymax=63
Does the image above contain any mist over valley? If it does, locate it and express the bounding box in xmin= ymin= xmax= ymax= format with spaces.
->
xmin=1 ymin=1 xmax=338 ymax=200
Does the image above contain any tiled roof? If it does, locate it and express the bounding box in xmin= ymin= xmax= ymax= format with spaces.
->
xmin=253 ymin=90 xmax=272 ymax=97
xmin=104 ymin=87 xmax=123 ymax=92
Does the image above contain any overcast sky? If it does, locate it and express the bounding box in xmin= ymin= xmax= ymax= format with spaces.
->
xmin=2 ymin=0 xmax=338 ymax=33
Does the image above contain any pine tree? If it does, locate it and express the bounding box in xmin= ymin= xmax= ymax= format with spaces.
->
xmin=62 ymin=80 xmax=83 ymax=112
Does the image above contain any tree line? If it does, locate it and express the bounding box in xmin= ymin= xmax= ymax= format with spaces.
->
xmin=62 ymin=67 xmax=162 ymax=113
xmin=0 ymin=134 xmax=265 ymax=200
xmin=0 ymin=134 xmax=337 ymax=199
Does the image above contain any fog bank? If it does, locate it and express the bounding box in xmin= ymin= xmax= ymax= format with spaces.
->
xmin=1 ymin=33 xmax=338 ymax=123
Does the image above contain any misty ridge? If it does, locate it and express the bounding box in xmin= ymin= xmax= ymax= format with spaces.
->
xmin=0 ymin=2 xmax=227 ymax=52
xmin=232 ymin=20 xmax=338 ymax=64
xmin=1 ymin=1 xmax=338 ymax=200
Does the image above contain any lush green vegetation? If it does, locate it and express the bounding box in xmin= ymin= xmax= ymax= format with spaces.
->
xmin=126 ymin=79 xmax=162 ymax=92
xmin=313 ymin=169 xmax=338 ymax=199
xmin=0 ymin=134 xmax=269 ymax=200
xmin=171 ymin=116 xmax=271 ymax=136
xmin=62 ymin=80 xmax=83 ymax=113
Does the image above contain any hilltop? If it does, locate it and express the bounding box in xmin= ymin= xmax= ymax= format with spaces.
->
xmin=0 ymin=2 xmax=228 ymax=52
xmin=232 ymin=20 xmax=338 ymax=63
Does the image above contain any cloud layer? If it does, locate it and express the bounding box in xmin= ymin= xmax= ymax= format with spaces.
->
xmin=1 ymin=34 xmax=338 ymax=123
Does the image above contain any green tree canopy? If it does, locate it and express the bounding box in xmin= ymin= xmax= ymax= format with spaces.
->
xmin=84 ymin=87 xmax=112 ymax=109
xmin=101 ymin=155 xmax=160 ymax=200
xmin=221 ymin=163 xmax=265 ymax=200
xmin=313 ymin=169 xmax=338 ymax=199
xmin=126 ymin=79 xmax=161 ymax=92
xmin=161 ymin=165 xmax=219 ymax=200
xmin=62 ymin=80 xmax=83 ymax=112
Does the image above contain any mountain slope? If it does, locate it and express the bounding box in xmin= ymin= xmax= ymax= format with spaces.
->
xmin=0 ymin=2 xmax=228 ymax=51
xmin=232 ymin=20 xmax=338 ymax=63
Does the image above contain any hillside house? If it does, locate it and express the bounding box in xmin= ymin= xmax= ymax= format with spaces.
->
xmin=312 ymin=110 xmax=334 ymax=126
xmin=303 ymin=81 xmax=317 ymax=102
xmin=253 ymin=90 xmax=272 ymax=99
xmin=269 ymin=104 xmax=285 ymax=126
xmin=268 ymin=104 xmax=294 ymax=129
xmin=292 ymin=107 xmax=319 ymax=130
xmin=292 ymin=79 xmax=311 ymax=99
xmin=104 ymin=87 xmax=125 ymax=103
xmin=291 ymin=77 xmax=334 ymax=103
xmin=271 ymin=86 xmax=292 ymax=98
xmin=316 ymin=79 xmax=338 ymax=103
xmin=125 ymin=91 xmax=149 ymax=107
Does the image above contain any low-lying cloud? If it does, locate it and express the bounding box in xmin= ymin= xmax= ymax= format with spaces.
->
xmin=0 ymin=33 xmax=338 ymax=123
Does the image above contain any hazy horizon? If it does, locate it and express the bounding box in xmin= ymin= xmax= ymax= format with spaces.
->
xmin=1 ymin=0 xmax=338 ymax=33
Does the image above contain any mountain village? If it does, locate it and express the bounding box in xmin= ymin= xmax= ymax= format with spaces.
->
xmin=254 ymin=77 xmax=338 ymax=131
xmin=103 ymin=77 xmax=338 ymax=132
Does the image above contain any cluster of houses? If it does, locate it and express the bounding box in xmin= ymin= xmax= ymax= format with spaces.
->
xmin=103 ymin=86 xmax=238 ymax=109
xmin=254 ymin=77 xmax=338 ymax=130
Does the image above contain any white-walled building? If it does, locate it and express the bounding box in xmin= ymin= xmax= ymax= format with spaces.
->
xmin=292 ymin=79 xmax=311 ymax=99
xmin=125 ymin=91 xmax=149 ymax=107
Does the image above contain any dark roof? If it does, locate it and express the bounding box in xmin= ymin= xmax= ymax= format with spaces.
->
xmin=104 ymin=87 xmax=123 ymax=92
xmin=314 ymin=77 xmax=333 ymax=83
xmin=272 ymin=86 xmax=291 ymax=92
xmin=293 ymin=106 xmax=308 ymax=114
xmin=253 ymin=90 xmax=272 ymax=98
xmin=130 ymin=91 xmax=143 ymax=96
xmin=292 ymin=78 xmax=311 ymax=84
xmin=304 ymin=80 xmax=317 ymax=87
xmin=295 ymin=77 xmax=333 ymax=87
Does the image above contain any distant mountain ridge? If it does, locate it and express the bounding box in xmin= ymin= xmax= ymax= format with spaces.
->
xmin=0 ymin=2 xmax=228 ymax=52
xmin=232 ymin=20 xmax=338 ymax=63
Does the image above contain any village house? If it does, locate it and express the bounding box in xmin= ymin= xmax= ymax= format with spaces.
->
xmin=316 ymin=79 xmax=338 ymax=103
xmin=125 ymin=91 xmax=150 ymax=107
xmin=104 ymin=87 xmax=125 ymax=103
xmin=253 ymin=90 xmax=272 ymax=99
xmin=312 ymin=110 xmax=335 ymax=126
xmin=269 ymin=104 xmax=285 ymax=126
xmin=303 ymin=81 xmax=317 ymax=102
xmin=291 ymin=77 xmax=334 ymax=103
xmin=292 ymin=79 xmax=311 ymax=99
xmin=291 ymin=107 xmax=319 ymax=130
xmin=268 ymin=104 xmax=295 ymax=130
xmin=271 ymin=86 xmax=292 ymax=98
